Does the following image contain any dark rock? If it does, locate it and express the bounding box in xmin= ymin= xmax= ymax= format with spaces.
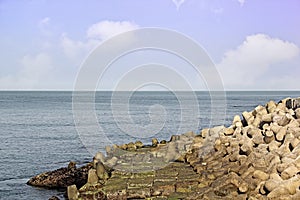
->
xmin=152 ymin=138 xmax=159 ymax=147
xmin=285 ymin=98 xmax=300 ymax=110
xmin=135 ymin=141 xmax=144 ymax=148
xmin=160 ymin=140 xmax=167 ymax=144
xmin=286 ymin=98 xmax=293 ymax=109
xmin=27 ymin=163 xmax=93 ymax=189
xmin=67 ymin=161 xmax=76 ymax=170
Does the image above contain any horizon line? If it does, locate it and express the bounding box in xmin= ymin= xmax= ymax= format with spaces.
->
xmin=0 ymin=89 xmax=300 ymax=92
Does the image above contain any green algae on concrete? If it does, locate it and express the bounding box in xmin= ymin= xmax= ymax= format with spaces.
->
xmin=98 ymin=161 xmax=201 ymax=199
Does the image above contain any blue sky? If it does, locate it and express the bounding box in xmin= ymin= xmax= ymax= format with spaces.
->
xmin=0 ymin=0 xmax=299 ymax=90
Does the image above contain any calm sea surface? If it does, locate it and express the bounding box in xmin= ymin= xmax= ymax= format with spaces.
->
xmin=0 ymin=91 xmax=300 ymax=199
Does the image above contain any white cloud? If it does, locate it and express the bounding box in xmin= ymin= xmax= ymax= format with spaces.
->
xmin=0 ymin=53 xmax=53 ymax=89
xmin=39 ymin=17 xmax=50 ymax=26
xmin=0 ymin=20 xmax=140 ymax=90
xmin=61 ymin=33 xmax=98 ymax=61
xmin=87 ymin=20 xmax=139 ymax=40
xmin=217 ymin=34 xmax=300 ymax=89
xmin=61 ymin=20 xmax=139 ymax=63
xmin=237 ymin=0 xmax=245 ymax=6
xmin=38 ymin=17 xmax=52 ymax=36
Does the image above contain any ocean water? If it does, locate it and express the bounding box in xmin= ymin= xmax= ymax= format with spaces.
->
xmin=0 ymin=91 xmax=300 ymax=200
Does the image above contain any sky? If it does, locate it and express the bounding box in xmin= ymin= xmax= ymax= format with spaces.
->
xmin=0 ymin=0 xmax=299 ymax=90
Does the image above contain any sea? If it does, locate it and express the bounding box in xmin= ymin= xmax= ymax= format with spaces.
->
xmin=0 ymin=91 xmax=300 ymax=200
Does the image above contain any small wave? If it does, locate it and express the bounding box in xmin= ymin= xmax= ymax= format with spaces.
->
xmin=232 ymin=105 xmax=247 ymax=108
xmin=0 ymin=189 xmax=11 ymax=193
xmin=0 ymin=177 xmax=29 ymax=184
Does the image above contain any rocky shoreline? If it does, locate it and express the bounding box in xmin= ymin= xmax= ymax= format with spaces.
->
xmin=28 ymin=97 xmax=300 ymax=199
xmin=27 ymin=161 xmax=92 ymax=189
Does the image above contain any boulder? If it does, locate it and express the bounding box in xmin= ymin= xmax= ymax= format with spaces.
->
xmin=165 ymin=142 xmax=178 ymax=162
xmin=224 ymin=127 xmax=234 ymax=136
xmin=87 ymin=169 xmax=98 ymax=184
xmin=262 ymin=113 xmax=272 ymax=123
xmin=94 ymin=152 xmax=105 ymax=163
xmin=27 ymin=163 xmax=92 ymax=189
xmin=281 ymin=165 xmax=298 ymax=180
xmin=254 ymin=105 xmax=268 ymax=116
xmin=267 ymin=100 xmax=277 ymax=113
xmin=276 ymin=102 xmax=287 ymax=112
xmin=67 ymin=185 xmax=78 ymax=200
xmin=286 ymin=98 xmax=300 ymax=110
xmin=127 ymin=142 xmax=137 ymax=151
xmin=160 ymin=140 xmax=167 ymax=144
xmin=295 ymin=108 xmax=300 ymax=119
xmin=135 ymin=141 xmax=144 ymax=148
xmin=170 ymin=135 xmax=180 ymax=142
xmin=275 ymin=127 xmax=286 ymax=141
xmin=253 ymin=170 xmax=269 ymax=181
xmin=209 ymin=126 xmax=225 ymax=138
xmin=105 ymin=157 xmax=118 ymax=167
xmin=184 ymin=131 xmax=196 ymax=137
xmin=152 ymin=138 xmax=159 ymax=147
xmin=105 ymin=145 xmax=112 ymax=155
xmin=233 ymin=115 xmax=241 ymax=123
xmin=242 ymin=111 xmax=254 ymax=125
xmin=96 ymin=162 xmax=109 ymax=181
